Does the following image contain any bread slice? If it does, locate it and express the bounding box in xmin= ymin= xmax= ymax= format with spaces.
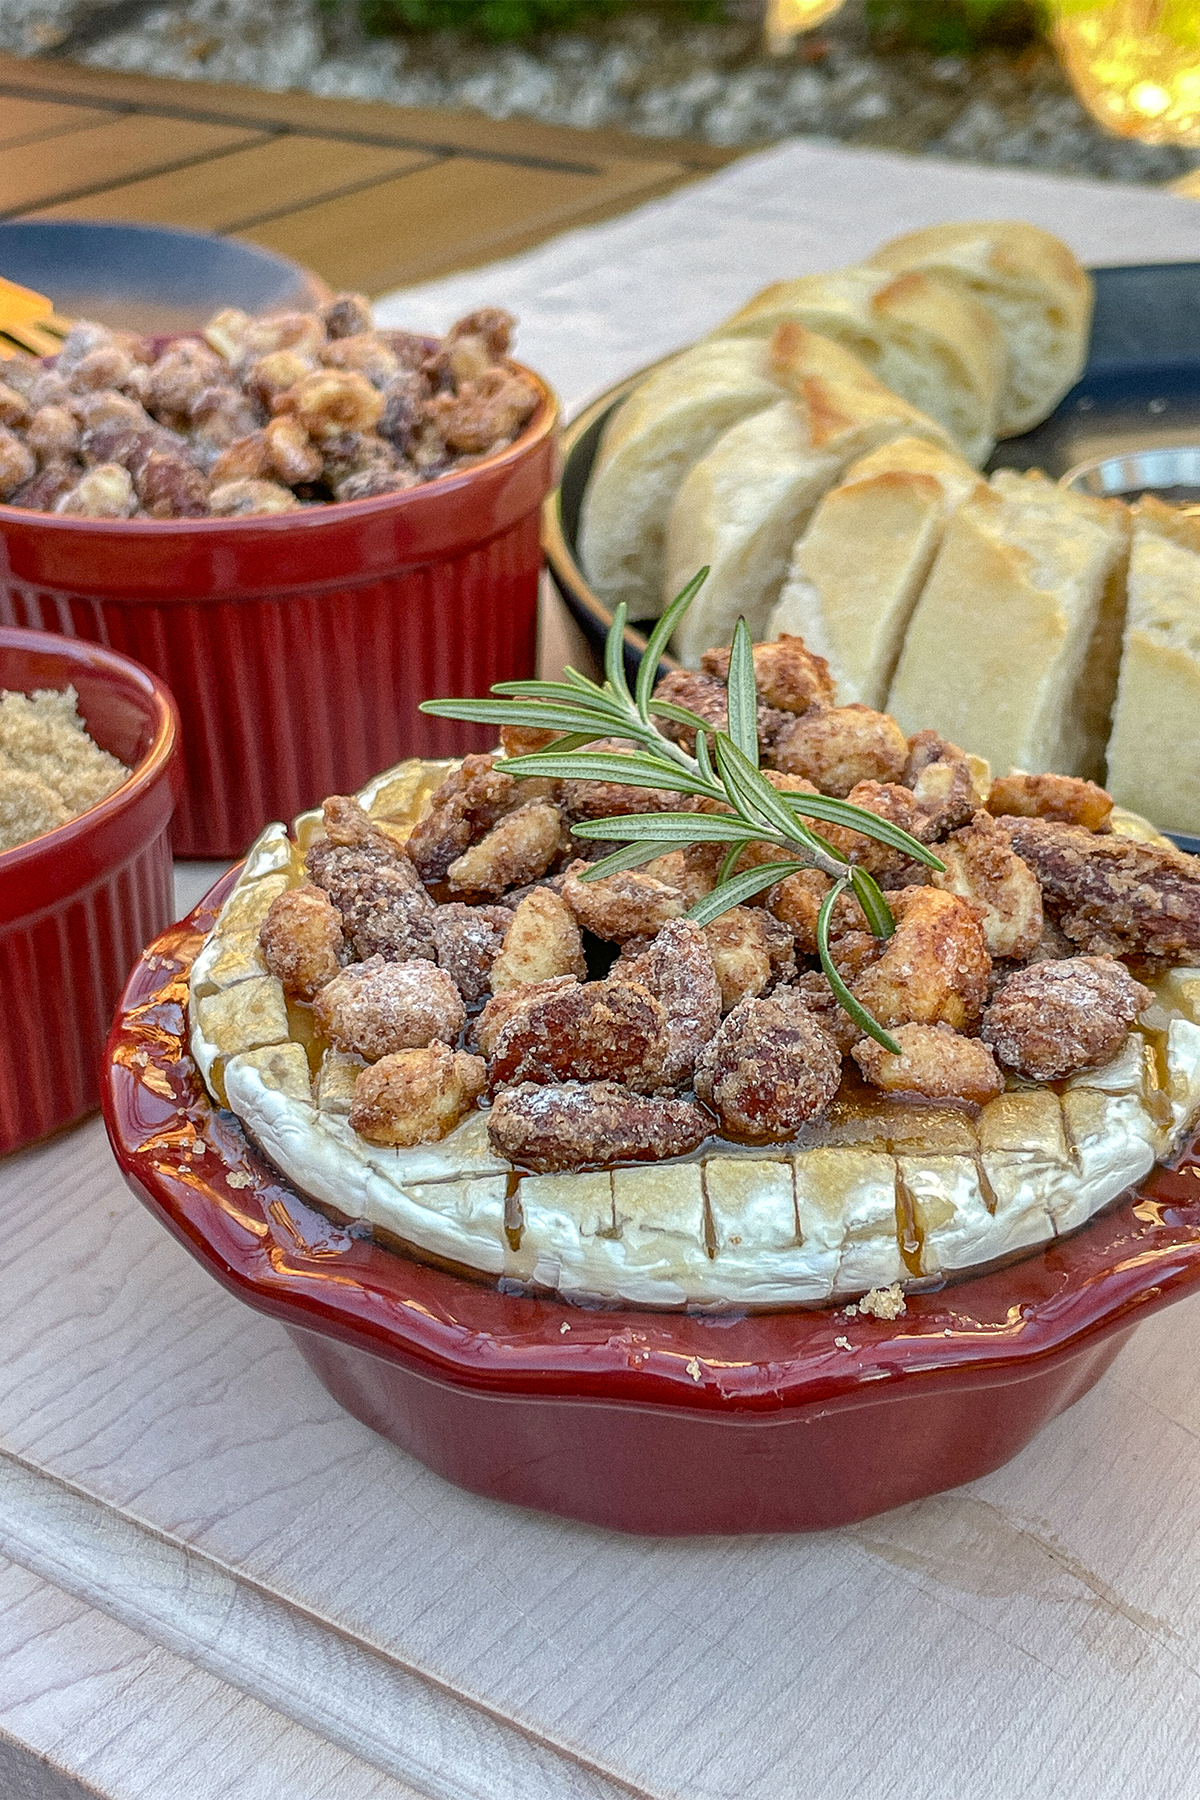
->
xmin=766 ymin=435 xmax=983 ymax=707
xmin=666 ymin=333 xmax=956 ymax=664
xmin=868 ymin=220 xmax=1093 ymax=437
xmin=578 ymin=340 xmax=785 ymax=621
xmin=711 ymin=264 xmax=1004 ymax=467
xmin=887 ymin=471 xmax=1129 ymax=777
xmin=1107 ymin=498 xmax=1200 ymax=835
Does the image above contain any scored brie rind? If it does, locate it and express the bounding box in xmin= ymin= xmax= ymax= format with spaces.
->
xmin=189 ymin=759 xmax=1200 ymax=1310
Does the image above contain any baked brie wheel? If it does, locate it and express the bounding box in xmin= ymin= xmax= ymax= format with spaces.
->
xmin=189 ymin=740 xmax=1200 ymax=1311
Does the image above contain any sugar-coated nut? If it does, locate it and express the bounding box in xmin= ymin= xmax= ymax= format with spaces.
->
xmin=236 ymin=312 xmax=325 ymax=364
xmin=652 ymin=668 xmax=788 ymax=757
xmin=486 ymin=1080 xmax=709 ymax=1173
xmin=9 ymin=461 xmax=78 ymax=511
xmin=53 ymin=462 xmax=135 ymax=518
xmin=933 ymin=811 xmax=1043 ymax=959
xmin=852 ymin=1023 xmax=1004 ymax=1104
xmin=0 ymin=382 xmax=31 ymax=429
xmin=431 ymin=902 xmax=513 ymax=1005
xmin=322 ymin=293 xmax=373 ymax=340
xmin=190 ymin=386 xmax=261 ymax=447
xmin=209 ymin=433 xmax=269 ymax=485
xmin=987 ymin=770 xmax=1114 ymax=833
xmin=704 ymin=907 xmax=779 ymax=1012
xmin=446 ymin=800 xmax=561 ymax=896
xmin=474 ymin=975 xmax=578 ymax=1058
xmin=264 ymin=414 xmax=323 ymax=485
xmin=694 ymin=994 xmax=841 ymax=1139
xmin=561 ymin=859 xmax=685 ymax=943
xmin=0 ymin=427 xmax=36 ymax=498
xmin=446 ymin=307 xmax=515 ymax=358
xmin=851 ymin=886 xmax=991 ymax=1031
xmin=259 ymin=886 xmax=345 ymax=998
xmin=768 ymin=867 xmax=830 ymax=955
xmin=135 ymin=449 xmax=208 ymax=519
xmin=350 ymin=1044 xmax=486 ymax=1146
xmin=771 ymin=704 xmax=909 ymax=797
xmin=249 ymin=349 xmax=317 ymax=406
xmin=146 ymin=341 xmax=225 ymax=417
xmin=289 ymin=369 xmax=385 ymax=440
xmin=314 ymin=955 xmax=465 ymax=1061
xmin=817 ymin=779 xmax=925 ymax=882
xmin=490 ymin=887 xmax=586 ymax=992
xmin=488 ymin=976 xmax=669 ymax=1094
xmin=615 ymin=917 xmax=721 ymax=1088
xmin=25 ymin=405 xmax=80 ymax=463
xmin=785 ymin=971 xmax=864 ymax=1054
xmin=424 ymin=367 xmax=538 ymax=454
xmin=208 ymin=478 xmax=301 ymax=516
xmin=982 ymin=955 xmax=1151 ymax=1081
xmin=320 ymin=333 xmax=401 ymax=388
xmin=316 ymin=851 xmax=435 ymax=964
xmin=203 ymin=307 xmax=253 ymax=362
xmin=701 ymin=634 xmax=835 ymax=714
xmin=1002 ymin=819 xmax=1200 ymax=961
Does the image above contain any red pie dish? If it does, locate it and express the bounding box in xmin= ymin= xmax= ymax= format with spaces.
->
xmin=103 ymin=867 xmax=1200 ymax=1536
xmin=0 ymin=367 xmax=557 ymax=860
xmin=1 ymin=625 xmax=179 ymax=1155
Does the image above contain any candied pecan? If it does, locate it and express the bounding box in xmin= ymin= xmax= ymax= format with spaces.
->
xmin=987 ymin=771 xmax=1113 ymax=833
xmin=560 ymin=858 xmax=685 ymax=943
xmin=488 ymin=976 xmax=669 ymax=1094
xmin=249 ymin=349 xmax=318 ymax=409
xmin=323 ymin=293 xmax=374 ymax=340
xmin=135 ymin=449 xmax=208 ymax=518
xmin=406 ymin=754 xmax=518 ymax=883
xmin=474 ymin=975 xmax=578 ymax=1057
xmin=1001 ymin=819 xmax=1200 ymax=961
xmin=431 ymin=902 xmax=513 ymax=1005
xmin=146 ymin=341 xmax=225 ymax=418
xmin=487 ymin=1080 xmax=709 ymax=1173
xmin=314 ymin=955 xmax=465 ymax=1060
xmin=982 ymin=956 xmax=1151 ymax=1081
xmin=694 ymin=994 xmax=841 ymax=1139
xmin=853 ymin=1023 xmax=1003 ymax=1104
xmin=0 ymin=427 xmax=36 ymax=499
xmin=287 ymin=369 xmax=385 ymax=441
xmin=208 ymin=478 xmax=300 ymax=516
xmin=616 ymin=917 xmax=722 ymax=1088
xmin=53 ymin=462 xmax=135 ymax=518
xmin=933 ymin=810 xmax=1043 ymax=960
xmin=0 ymin=382 xmax=31 ymax=429
xmin=209 ymin=432 xmax=270 ymax=486
xmin=489 ymin=887 xmax=586 ymax=992
xmin=350 ymin=1044 xmax=486 ymax=1147
xmin=851 ymin=886 xmax=991 ymax=1031
xmin=701 ymin=634 xmax=835 ymax=714
xmin=784 ymin=971 xmax=863 ymax=1055
xmin=446 ymin=799 xmax=561 ymax=897
xmin=424 ymin=367 xmax=538 ymax=454
xmin=320 ymin=333 xmax=400 ymax=389
xmin=704 ymin=906 xmax=792 ymax=1012
xmin=190 ymin=386 xmax=262 ymax=450
xmin=652 ymin=669 xmax=788 ymax=756
xmin=446 ymin=307 xmax=515 ymax=358
xmin=24 ymin=404 xmax=79 ymax=463
xmin=771 ymin=705 xmax=909 ymax=797
xmin=259 ymin=885 xmax=345 ymax=997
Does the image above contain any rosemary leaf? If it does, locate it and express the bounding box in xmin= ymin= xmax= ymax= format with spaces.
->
xmin=849 ymin=864 xmax=895 ymax=939
xmin=686 ymin=860 xmax=811 ymax=925
xmin=725 ymin=618 xmax=759 ymax=768
xmin=576 ymin=840 xmax=677 ymax=880
xmin=495 ymin=751 xmax=714 ymax=795
xmin=572 ymin=812 xmax=770 ymax=844
xmin=647 ymin=698 xmax=725 ymax=738
xmin=694 ymin=730 xmax=715 ymax=784
xmin=634 ymin=567 xmax=709 ymax=719
xmin=718 ymin=839 xmax=751 ymax=884
xmin=817 ymin=879 xmax=900 ymax=1053
xmin=781 ymin=790 xmax=944 ymax=869
xmin=420 ymin=698 xmax=616 ymax=734
xmin=714 ymin=734 xmax=812 ymax=842
xmin=605 ymin=600 xmax=634 ymax=706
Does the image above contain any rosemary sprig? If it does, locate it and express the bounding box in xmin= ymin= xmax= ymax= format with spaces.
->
xmin=420 ymin=573 xmax=944 ymax=1051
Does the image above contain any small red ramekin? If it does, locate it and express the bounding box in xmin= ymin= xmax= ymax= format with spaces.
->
xmin=0 ymin=369 xmax=557 ymax=858
xmin=0 ymin=626 xmax=180 ymax=1155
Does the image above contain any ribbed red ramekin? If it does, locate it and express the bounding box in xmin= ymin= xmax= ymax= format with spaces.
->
xmin=0 ymin=627 xmax=179 ymax=1155
xmin=0 ymin=370 xmax=557 ymax=858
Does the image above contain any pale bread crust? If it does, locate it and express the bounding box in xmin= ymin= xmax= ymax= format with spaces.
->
xmin=868 ymin=219 xmax=1093 ymax=436
xmin=1107 ymin=498 xmax=1200 ymax=836
xmin=713 ymin=264 xmax=1005 ymax=467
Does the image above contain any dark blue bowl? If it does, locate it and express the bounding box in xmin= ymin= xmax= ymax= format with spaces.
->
xmin=0 ymin=219 xmax=327 ymax=335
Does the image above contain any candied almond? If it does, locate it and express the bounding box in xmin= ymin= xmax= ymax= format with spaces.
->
xmin=314 ymin=956 xmax=465 ymax=1061
xmin=694 ymin=994 xmax=841 ymax=1140
xmin=350 ymin=1044 xmax=486 ymax=1147
xmin=486 ymin=1080 xmax=709 ymax=1173
xmin=488 ymin=976 xmax=669 ymax=1094
xmin=616 ymin=917 xmax=721 ymax=1088
xmin=852 ymin=1023 xmax=1003 ymax=1104
xmin=982 ymin=956 xmax=1151 ymax=1081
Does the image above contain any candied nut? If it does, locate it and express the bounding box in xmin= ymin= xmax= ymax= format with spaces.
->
xmin=431 ymin=901 xmax=513 ymax=1005
xmin=694 ymin=994 xmax=841 ymax=1139
xmin=852 ymin=1023 xmax=1004 ymax=1104
xmin=1002 ymin=819 xmax=1200 ymax=961
xmin=320 ymin=794 xmax=389 ymax=849
xmin=818 ymin=779 xmax=925 ymax=883
xmin=446 ymin=799 xmax=561 ymax=896
xmin=425 ymin=367 xmax=538 ymax=454
xmin=704 ymin=906 xmax=785 ymax=1012
xmin=0 ymin=427 xmax=36 ymax=499
xmin=615 ymin=916 xmax=721 ymax=1088
xmin=561 ymin=858 xmax=685 ymax=943
xmin=135 ymin=449 xmax=208 ymax=518
xmin=314 ymin=955 xmax=466 ymax=1060
xmin=489 ymin=886 xmax=586 ymax=992
xmin=320 ymin=333 xmax=400 ymax=388
xmin=377 ymin=372 xmax=424 ymax=454
xmin=288 ymin=369 xmax=385 ymax=441
xmin=768 ymin=867 xmax=830 ymax=956
xmin=11 ymin=460 xmax=80 ymax=510
xmin=53 ymin=462 xmax=135 ymax=518
xmin=147 ymin=341 xmax=225 ymax=417
xmin=203 ymin=307 xmax=253 ymax=362
xmin=785 ymin=971 xmax=863 ymax=1054
xmin=487 ymin=1080 xmax=709 ymax=1173
xmin=652 ymin=669 xmax=788 ymax=757
xmin=25 ymin=404 xmax=79 ymax=463
xmin=987 ymin=771 xmax=1113 ymax=833
xmin=190 ymin=386 xmax=262 ymax=449
xmin=828 ymin=927 xmax=883 ymax=984
xmin=0 ymin=357 xmax=39 ymax=398
xmin=447 ymin=307 xmax=515 ymax=357
xmin=771 ymin=704 xmax=909 ymax=797
xmin=249 ymin=349 xmax=317 ymax=408
xmin=259 ymin=885 xmax=345 ymax=998
xmin=333 ymin=465 xmax=418 ymax=503
xmin=209 ymin=433 xmax=270 ymax=486
xmin=67 ymin=345 xmax=135 ymax=393
xmin=447 ymin=335 xmax=494 ymax=384
xmin=499 ymin=724 xmax=561 ymax=759
xmin=323 ymin=293 xmax=374 ymax=340
xmin=559 ymin=738 xmax=681 ymax=821
xmin=488 ymin=976 xmax=669 ymax=1093
xmin=326 ymin=857 xmax=434 ymax=963
xmin=933 ymin=811 xmax=1043 ymax=960
xmin=474 ymin=975 xmax=577 ymax=1057
xmin=982 ymin=955 xmax=1151 ymax=1081
xmin=236 ymin=313 xmax=325 ymax=364
xmin=208 ymin=478 xmax=300 ymax=516
xmin=701 ymin=634 xmax=835 ymax=714
xmin=0 ymin=382 xmax=31 ymax=429
xmin=264 ymin=414 xmax=323 ymax=485
xmin=74 ymin=391 xmax=148 ymax=437
xmin=350 ymin=1043 xmax=486 ymax=1146
xmin=851 ymin=886 xmax=991 ymax=1031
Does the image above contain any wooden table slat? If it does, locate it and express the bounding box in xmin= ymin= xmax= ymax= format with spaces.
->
xmin=0 ymin=114 xmax=272 ymax=217
xmin=28 ymin=133 xmax=440 ymax=233
xmin=0 ymin=92 xmax=116 ymax=149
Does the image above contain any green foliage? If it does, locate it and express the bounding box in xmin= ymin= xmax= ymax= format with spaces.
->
xmin=865 ymin=0 xmax=1044 ymax=54
xmin=358 ymin=0 xmax=726 ymax=43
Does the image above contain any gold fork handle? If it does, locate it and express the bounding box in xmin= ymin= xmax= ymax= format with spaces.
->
xmin=1 ymin=319 xmax=65 ymax=357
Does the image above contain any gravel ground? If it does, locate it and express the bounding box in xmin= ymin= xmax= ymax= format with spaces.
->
xmin=4 ymin=0 xmax=1199 ymax=185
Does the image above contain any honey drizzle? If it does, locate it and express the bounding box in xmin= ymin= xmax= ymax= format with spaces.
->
xmin=893 ymin=1168 xmax=925 ymax=1277
xmin=504 ymin=1171 xmax=524 ymax=1252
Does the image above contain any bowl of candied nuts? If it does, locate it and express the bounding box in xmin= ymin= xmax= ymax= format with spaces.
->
xmin=0 ymin=296 xmax=557 ymax=858
xmin=1 ymin=623 xmax=179 ymax=1154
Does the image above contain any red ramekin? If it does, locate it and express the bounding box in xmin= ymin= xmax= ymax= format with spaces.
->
xmin=0 ymin=626 xmax=180 ymax=1155
xmin=0 ymin=370 xmax=557 ymax=859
